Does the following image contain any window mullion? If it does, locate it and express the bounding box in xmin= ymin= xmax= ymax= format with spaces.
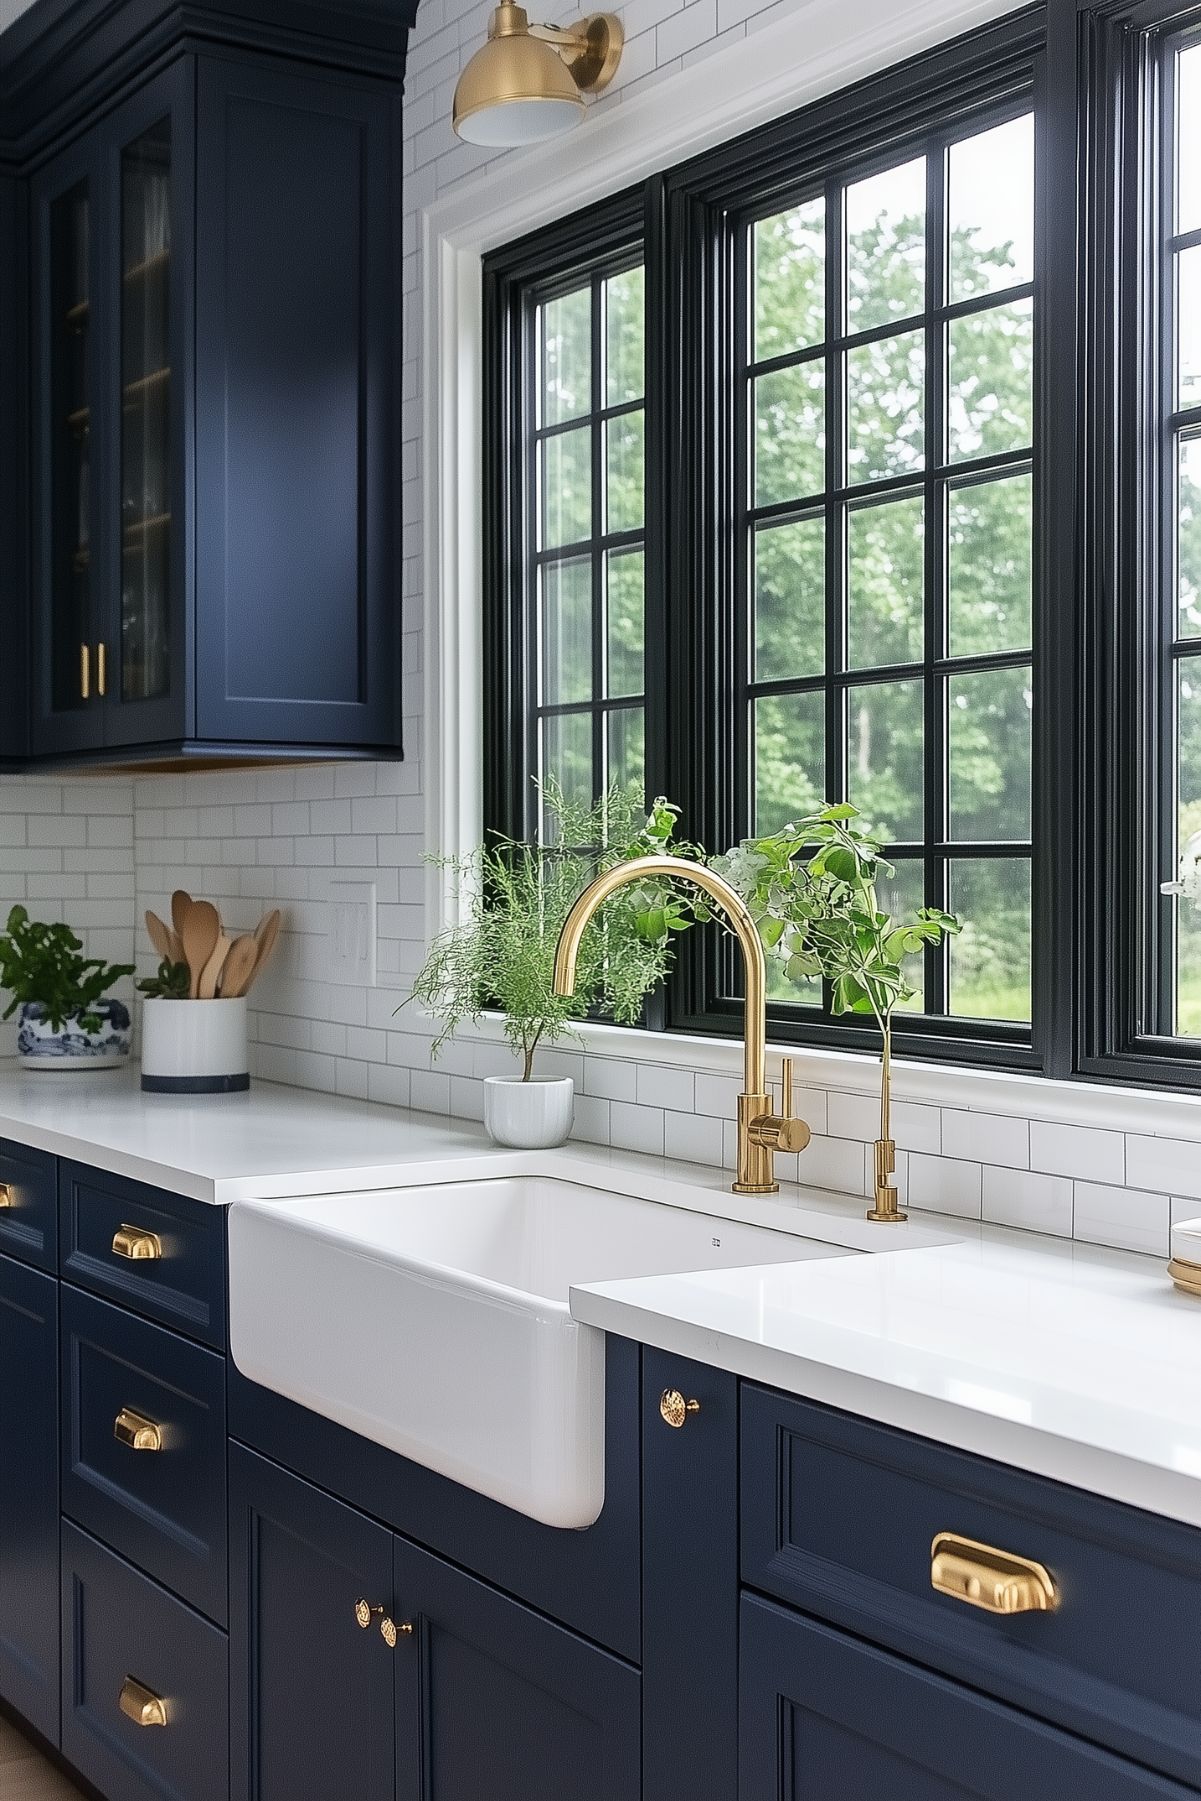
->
xmin=924 ymin=137 xmax=949 ymax=1015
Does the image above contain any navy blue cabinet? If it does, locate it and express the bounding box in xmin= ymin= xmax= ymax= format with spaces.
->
xmin=392 ymin=1532 xmax=640 ymax=1801
xmin=739 ymin=1594 xmax=1197 ymax=1801
xmin=0 ymin=172 xmax=27 ymax=765
xmin=230 ymin=1446 xmax=396 ymax=1801
xmin=231 ymin=1444 xmax=640 ymax=1801
xmin=25 ymin=44 xmax=402 ymax=765
xmin=0 ymin=1250 xmax=59 ymax=1745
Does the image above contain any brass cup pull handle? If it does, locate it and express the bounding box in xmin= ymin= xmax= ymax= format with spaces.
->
xmin=930 ymin=1533 xmax=1059 ymax=1616
xmin=118 ymin=1675 xmax=168 ymax=1728
xmin=659 ymin=1388 xmax=700 ymax=1430
xmin=112 ymin=1224 xmax=163 ymax=1261
xmin=0 ymin=1182 xmax=11 ymax=1209
xmin=114 ymin=1407 xmax=163 ymax=1453
xmin=380 ymin=1617 xmax=413 ymax=1649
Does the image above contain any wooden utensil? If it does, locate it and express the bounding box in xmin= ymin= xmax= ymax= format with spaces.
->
xmin=246 ymin=909 xmax=282 ymax=989
xmin=180 ymin=901 xmax=220 ymax=1000
xmin=198 ymin=924 xmax=232 ymax=1001
xmin=144 ymin=911 xmax=183 ymax=965
xmin=217 ymin=934 xmax=259 ymax=999
xmin=170 ymin=890 xmax=194 ymax=941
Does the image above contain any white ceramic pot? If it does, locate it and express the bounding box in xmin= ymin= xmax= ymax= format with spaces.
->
xmin=17 ymin=999 xmax=132 ymax=1070
xmin=140 ymin=997 xmax=249 ymax=1094
xmin=482 ymin=1076 xmax=574 ymax=1149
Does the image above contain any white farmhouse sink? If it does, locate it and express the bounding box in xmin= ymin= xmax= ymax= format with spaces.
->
xmin=228 ymin=1172 xmax=852 ymax=1528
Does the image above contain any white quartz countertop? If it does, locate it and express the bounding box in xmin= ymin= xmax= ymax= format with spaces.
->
xmin=0 ymin=1061 xmax=492 ymax=1202
xmin=1 ymin=1058 xmax=1198 ymax=1527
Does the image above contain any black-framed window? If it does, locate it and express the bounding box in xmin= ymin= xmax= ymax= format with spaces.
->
xmin=484 ymin=0 xmax=1201 ymax=1091
xmin=736 ymin=110 xmax=1036 ymax=1033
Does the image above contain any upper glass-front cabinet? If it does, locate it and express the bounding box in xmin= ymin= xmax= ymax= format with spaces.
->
xmin=31 ymin=69 xmax=188 ymax=755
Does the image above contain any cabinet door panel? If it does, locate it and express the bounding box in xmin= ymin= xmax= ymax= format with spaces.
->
xmin=0 ymin=1253 xmax=59 ymax=1744
xmin=195 ymin=58 xmax=401 ymax=750
xmin=229 ymin=1445 xmax=395 ymax=1801
xmin=393 ymin=1534 xmax=639 ymax=1801
xmin=0 ymin=176 xmax=28 ymax=763
xmin=740 ymin=1594 xmax=1195 ymax=1801
xmin=30 ymin=135 xmax=105 ymax=756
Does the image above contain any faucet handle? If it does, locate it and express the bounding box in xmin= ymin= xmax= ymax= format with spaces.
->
xmin=780 ymin=1057 xmax=793 ymax=1119
xmin=750 ymin=1058 xmax=810 ymax=1155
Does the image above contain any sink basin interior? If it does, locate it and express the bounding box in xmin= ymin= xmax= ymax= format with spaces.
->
xmin=265 ymin=1173 xmax=854 ymax=1304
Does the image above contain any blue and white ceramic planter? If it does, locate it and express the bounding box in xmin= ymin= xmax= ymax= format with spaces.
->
xmin=16 ymin=1000 xmax=132 ymax=1070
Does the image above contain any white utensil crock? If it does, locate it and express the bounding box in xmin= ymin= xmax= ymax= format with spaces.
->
xmin=482 ymin=1076 xmax=574 ymax=1149
xmin=140 ymin=997 xmax=249 ymax=1093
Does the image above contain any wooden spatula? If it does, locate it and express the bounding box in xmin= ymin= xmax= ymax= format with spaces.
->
xmin=145 ymin=910 xmax=182 ymax=965
xmin=171 ymin=890 xmax=194 ymax=942
xmin=180 ymin=901 xmax=220 ymax=1000
xmin=217 ymin=934 xmax=259 ymax=999
xmin=246 ymin=909 xmax=282 ymax=990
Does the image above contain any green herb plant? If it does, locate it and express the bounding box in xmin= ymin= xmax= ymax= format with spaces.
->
xmin=712 ymin=804 xmax=960 ymax=1060
xmin=137 ymin=960 xmax=191 ymax=1001
xmin=405 ymin=782 xmax=704 ymax=1080
xmin=0 ymin=905 xmax=135 ymax=1032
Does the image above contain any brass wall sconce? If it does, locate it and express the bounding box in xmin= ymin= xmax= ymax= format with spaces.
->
xmin=452 ymin=4 xmax=624 ymax=147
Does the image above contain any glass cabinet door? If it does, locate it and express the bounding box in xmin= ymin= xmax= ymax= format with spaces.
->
xmin=119 ymin=118 xmax=172 ymax=708
xmin=48 ymin=179 xmax=95 ymax=722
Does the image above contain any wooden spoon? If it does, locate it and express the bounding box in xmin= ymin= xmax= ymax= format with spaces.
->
xmin=180 ymin=901 xmax=220 ymax=1000
xmin=171 ymin=890 xmax=194 ymax=942
xmin=198 ymin=921 xmax=233 ymax=1001
xmin=217 ymin=934 xmax=259 ymax=999
xmin=246 ymin=909 xmax=282 ymax=990
xmin=145 ymin=910 xmax=183 ymax=965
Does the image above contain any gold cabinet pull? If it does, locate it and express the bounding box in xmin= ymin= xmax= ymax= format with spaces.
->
xmin=659 ymin=1388 xmax=700 ymax=1430
xmin=930 ymin=1533 xmax=1059 ymax=1616
xmin=118 ymin=1676 xmax=168 ymax=1728
xmin=380 ymin=1617 xmax=413 ymax=1648
xmin=80 ymin=643 xmax=90 ymax=701
xmin=112 ymin=1223 xmax=162 ymax=1261
xmin=354 ymin=1598 xmax=383 ymax=1630
xmin=97 ymin=641 xmax=107 ymax=698
xmin=0 ymin=1182 xmax=11 ymax=1209
xmin=114 ymin=1407 xmax=163 ymax=1453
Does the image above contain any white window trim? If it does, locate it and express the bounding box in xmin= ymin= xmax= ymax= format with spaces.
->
xmin=421 ymin=0 xmax=1201 ymax=1140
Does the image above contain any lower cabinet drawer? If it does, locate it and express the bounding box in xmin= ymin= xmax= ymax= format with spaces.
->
xmin=741 ymin=1384 xmax=1201 ymax=1788
xmin=0 ymin=1137 xmax=57 ymax=1270
xmin=62 ymin=1285 xmax=227 ymax=1624
xmin=61 ymin=1521 xmax=229 ymax=1801
xmin=740 ymin=1593 xmax=1196 ymax=1801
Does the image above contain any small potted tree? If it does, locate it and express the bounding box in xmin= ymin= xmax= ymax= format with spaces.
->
xmin=408 ymin=784 xmax=702 ymax=1147
xmin=0 ymin=906 xmax=135 ymax=1069
xmin=714 ymin=805 xmax=959 ymax=1220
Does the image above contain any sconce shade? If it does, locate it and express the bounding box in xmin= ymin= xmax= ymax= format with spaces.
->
xmin=453 ymin=5 xmax=621 ymax=147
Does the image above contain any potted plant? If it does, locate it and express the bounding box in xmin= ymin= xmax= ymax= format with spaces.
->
xmin=714 ymin=805 xmax=959 ymax=1220
xmin=408 ymin=783 xmax=702 ymax=1147
xmin=0 ymin=906 xmax=135 ymax=1070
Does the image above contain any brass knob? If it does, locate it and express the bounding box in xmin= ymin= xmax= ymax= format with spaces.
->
xmin=380 ymin=1617 xmax=413 ymax=1648
xmin=354 ymin=1599 xmax=382 ymax=1630
xmin=659 ymin=1388 xmax=700 ymax=1430
xmin=0 ymin=1182 xmax=11 ymax=1209
xmin=118 ymin=1675 xmax=168 ymax=1728
xmin=114 ymin=1407 xmax=163 ymax=1452
xmin=112 ymin=1224 xmax=162 ymax=1261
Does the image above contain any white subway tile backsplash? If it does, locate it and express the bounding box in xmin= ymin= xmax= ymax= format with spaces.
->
xmin=636 ymin=1062 xmax=695 ymax=1113
xmin=982 ymin=1166 xmax=1073 ymax=1238
xmin=798 ymin=1134 xmax=867 ymax=1197
xmin=611 ymin=1101 xmax=666 ymax=1157
xmin=1030 ymin=1120 xmax=1125 ymax=1186
xmin=1127 ymin=1135 xmax=1201 ymax=1201
xmin=826 ymin=1089 xmax=941 ymax=1154
xmin=1074 ymin=1182 xmax=1169 ymax=1258
xmin=906 ymin=1154 xmax=982 ymax=1219
xmin=664 ymin=1108 xmax=723 ymax=1168
xmin=941 ymin=1108 xmax=1029 ymax=1170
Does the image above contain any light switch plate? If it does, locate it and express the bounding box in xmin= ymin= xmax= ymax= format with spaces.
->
xmin=326 ymin=880 xmax=377 ymax=987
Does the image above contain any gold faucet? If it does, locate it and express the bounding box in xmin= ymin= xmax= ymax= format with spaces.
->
xmin=552 ymin=856 xmax=810 ymax=1195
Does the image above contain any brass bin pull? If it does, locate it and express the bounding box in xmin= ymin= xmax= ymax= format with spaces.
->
xmin=114 ymin=1407 xmax=163 ymax=1453
xmin=0 ymin=1182 xmax=12 ymax=1209
xmin=659 ymin=1388 xmax=700 ymax=1430
xmin=118 ymin=1676 xmax=168 ymax=1728
xmin=931 ymin=1532 xmax=1059 ymax=1616
xmin=112 ymin=1224 xmax=162 ymax=1261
